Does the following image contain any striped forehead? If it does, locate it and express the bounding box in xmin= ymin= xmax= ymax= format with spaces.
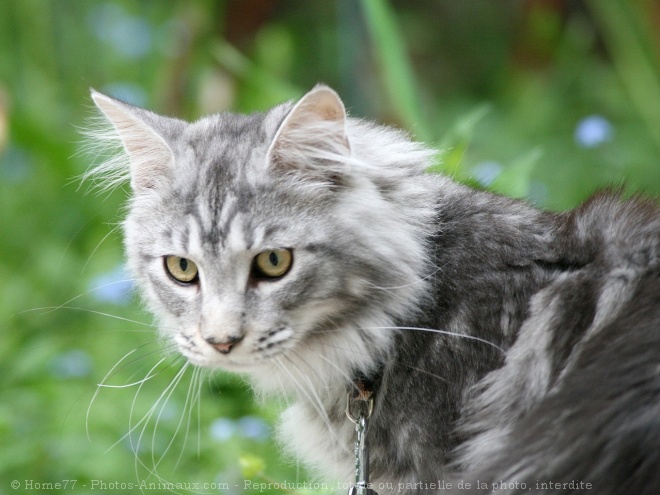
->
xmin=167 ymin=107 xmax=293 ymax=255
xmin=184 ymin=156 xmax=262 ymax=251
xmin=186 ymin=194 xmax=258 ymax=253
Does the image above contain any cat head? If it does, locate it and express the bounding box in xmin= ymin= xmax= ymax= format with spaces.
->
xmin=89 ymin=85 xmax=439 ymax=390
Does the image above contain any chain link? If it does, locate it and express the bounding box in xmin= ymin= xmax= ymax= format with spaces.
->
xmin=346 ymin=393 xmax=378 ymax=495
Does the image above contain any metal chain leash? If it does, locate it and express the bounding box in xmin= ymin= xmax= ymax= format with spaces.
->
xmin=346 ymin=393 xmax=379 ymax=495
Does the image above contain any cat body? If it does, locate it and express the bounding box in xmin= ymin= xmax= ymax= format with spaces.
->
xmin=89 ymin=85 xmax=660 ymax=494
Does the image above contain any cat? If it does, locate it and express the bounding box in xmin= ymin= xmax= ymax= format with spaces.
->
xmin=88 ymin=84 xmax=660 ymax=494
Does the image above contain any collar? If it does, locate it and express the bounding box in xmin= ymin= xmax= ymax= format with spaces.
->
xmin=346 ymin=367 xmax=382 ymax=424
xmin=350 ymin=367 xmax=383 ymax=402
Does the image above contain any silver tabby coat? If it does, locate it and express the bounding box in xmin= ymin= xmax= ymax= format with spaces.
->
xmin=90 ymin=85 xmax=660 ymax=494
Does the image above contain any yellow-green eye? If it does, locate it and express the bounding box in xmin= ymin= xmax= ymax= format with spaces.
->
xmin=253 ymin=249 xmax=293 ymax=279
xmin=165 ymin=256 xmax=199 ymax=284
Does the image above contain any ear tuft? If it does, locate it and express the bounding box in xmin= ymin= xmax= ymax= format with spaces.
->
xmin=90 ymin=91 xmax=176 ymax=193
xmin=267 ymin=85 xmax=350 ymax=184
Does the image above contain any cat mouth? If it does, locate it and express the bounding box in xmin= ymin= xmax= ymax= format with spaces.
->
xmin=174 ymin=327 xmax=295 ymax=370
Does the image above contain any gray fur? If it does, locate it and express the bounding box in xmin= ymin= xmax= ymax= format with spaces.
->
xmin=89 ymin=86 xmax=660 ymax=494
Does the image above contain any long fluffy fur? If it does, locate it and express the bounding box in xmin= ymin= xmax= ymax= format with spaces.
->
xmin=87 ymin=86 xmax=660 ymax=494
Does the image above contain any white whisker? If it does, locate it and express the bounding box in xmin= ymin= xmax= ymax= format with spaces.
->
xmin=316 ymin=353 xmax=358 ymax=394
xmin=316 ymin=340 xmax=450 ymax=384
xmin=151 ymin=362 xmax=194 ymax=473
xmin=157 ymin=365 xmax=201 ymax=472
xmin=142 ymin=362 xmax=190 ymax=474
xmin=194 ymin=367 xmax=204 ymax=458
xmin=279 ymin=355 xmax=346 ymax=452
xmin=119 ymin=360 xmax=192 ymax=494
xmin=365 ymin=262 xmax=446 ymax=291
xmin=274 ymin=357 xmax=328 ymax=429
xmin=96 ymin=374 xmax=164 ymax=389
xmin=18 ymin=279 xmax=136 ymax=318
xmin=103 ymin=356 xmax=184 ymax=454
xmin=406 ymin=365 xmax=449 ymax=384
xmin=87 ymin=347 xmax=140 ymax=441
xmin=82 ymin=224 xmax=122 ymax=274
xmin=56 ymin=216 xmax=97 ymax=270
xmin=21 ymin=305 xmax=156 ymax=329
xmin=361 ymin=325 xmax=505 ymax=353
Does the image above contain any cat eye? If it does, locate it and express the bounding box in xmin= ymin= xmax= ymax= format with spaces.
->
xmin=252 ymin=249 xmax=293 ymax=280
xmin=164 ymin=256 xmax=199 ymax=284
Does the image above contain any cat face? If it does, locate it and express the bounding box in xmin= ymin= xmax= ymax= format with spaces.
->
xmin=123 ymin=148 xmax=373 ymax=372
xmin=91 ymin=85 xmax=439 ymax=379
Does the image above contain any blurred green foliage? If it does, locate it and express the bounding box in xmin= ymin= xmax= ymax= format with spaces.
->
xmin=1 ymin=0 xmax=659 ymax=494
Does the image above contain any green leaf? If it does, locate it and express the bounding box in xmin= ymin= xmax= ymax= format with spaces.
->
xmin=586 ymin=0 xmax=660 ymax=153
xmin=429 ymin=104 xmax=492 ymax=176
xmin=212 ymin=40 xmax=301 ymax=110
xmin=360 ymin=0 xmax=429 ymax=141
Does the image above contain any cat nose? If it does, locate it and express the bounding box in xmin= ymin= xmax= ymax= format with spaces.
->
xmin=205 ymin=335 xmax=244 ymax=354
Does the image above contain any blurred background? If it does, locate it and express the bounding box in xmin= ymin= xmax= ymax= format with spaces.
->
xmin=1 ymin=0 xmax=660 ymax=493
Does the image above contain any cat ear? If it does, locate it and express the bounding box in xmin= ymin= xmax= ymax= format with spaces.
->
xmin=267 ymin=85 xmax=351 ymax=181
xmin=90 ymin=90 xmax=178 ymax=192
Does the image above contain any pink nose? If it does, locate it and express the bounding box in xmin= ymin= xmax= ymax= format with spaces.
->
xmin=205 ymin=335 xmax=244 ymax=354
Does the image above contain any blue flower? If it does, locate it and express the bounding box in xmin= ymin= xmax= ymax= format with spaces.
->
xmin=210 ymin=418 xmax=236 ymax=442
xmin=574 ymin=115 xmax=614 ymax=148
xmin=88 ymin=3 xmax=152 ymax=59
xmin=210 ymin=416 xmax=270 ymax=442
xmin=237 ymin=416 xmax=270 ymax=442
xmin=89 ymin=265 xmax=133 ymax=305
xmin=49 ymin=349 xmax=93 ymax=379
xmin=101 ymin=83 xmax=148 ymax=107
xmin=472 ymin=161 xmax=502 ymax=187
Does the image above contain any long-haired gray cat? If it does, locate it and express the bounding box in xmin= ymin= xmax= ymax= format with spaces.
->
xmin=89 ymin=85 xmax=660 ymax=494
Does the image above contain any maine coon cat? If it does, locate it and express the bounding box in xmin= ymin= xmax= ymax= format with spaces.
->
xmin=88 ymin=85 xmax=660 ymax=494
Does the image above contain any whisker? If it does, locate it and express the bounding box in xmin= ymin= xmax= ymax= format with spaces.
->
xmin=316 ymin=353 xmax=359 ymax=395
xmin=149 ymin=362 xmax=192 ymax=474
xmin=124 ymin=358 xmax=191 ymax=495
xmin=87 ymin=346 xmax=141 ymax=441
xmin=364 ymin=261 xmax=447 ymax=292
xmin=273 ymin=356 xmax=344 ymax=465
xmin=17 ymin=279 xmax=136 ymax=318
xmin=292 ymin=317 xmax=462 ymax=386
xmin=274 ymin=357 xmax=326 ymax=423
xmin=156 ymin=365 xmax=200 ymax=472
xmin=82 ymin=224 xmax=121 ymax=274
xmin=19 ymin=305 xmax=156 ymax=329
xmin=56 ymin=216 xmax=98 ymax=270
xmin=279 ymin=355 xmax=346 ymax=452
xmin=103 ymin=356 xmax=184 ymax=454
xmin=350 ymin=325 xmax=504 ymax=353
xmin=405 ymin=365 xmax=449 ymax=384
xmin=315 ymin=341 xmax=451 ymax=384
xmin=302 ymin=319 xmax=504 ymax=355
xmin=100 ymin=342 xmax=177 ymax=387
xmin=177 ymin=366 xmax=204 ymax=467
xmin=130 ymin=361 xmax=188 ymax=482
xmin=96 ymin=373 xmax=165 ymax=389
xmin=193 ymin=367 xmax=204 ymax=459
